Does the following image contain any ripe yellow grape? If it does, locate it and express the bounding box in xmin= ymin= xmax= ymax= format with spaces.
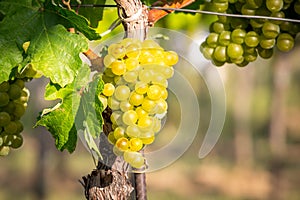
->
xmin=116 ymin=137 xmax=129 ymax=151
xmin=164 ymin=51 xmax=179 ymax=66
xmin=147 ymin=85 xmax=162 ymax=100
xmin=135 ymin=107 xmax=148 ymax=119
xmin=110 ymin=60 xmax=126 ymax=76
xmin=102 ymin=83 xmax=115 ymax=97
xmin=129 ymin=92 xmax=144 ymax=106
xmin=114 ymin=127 xmax=126 ymax=139
xmin=126 ymin=125 xmax=141 ymax=137
xmin=129 ymin=138 xmax=143 ymax=151
xmin=137 ymin=115 xmax=153 ymax=128
xmin=114 ymin=85 xmax=130 ymax=101
xmin=135 ymin=81 xmax=148 ymax=94
xmin=125 ymin=57 xmax=139 ymax=71
xmin=141 ymin=97 xmax=157 ymax=113
xmin=122 ymin=110 xmax=138 ymax=126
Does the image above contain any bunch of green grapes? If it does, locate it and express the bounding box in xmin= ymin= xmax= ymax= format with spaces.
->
xmin=99 ymin=38 xmax=178 ymax=168
xmin=0 ymin=78 xmax=30 ymax=156
xmin=200 ymin=0 xmax=300 ymax=66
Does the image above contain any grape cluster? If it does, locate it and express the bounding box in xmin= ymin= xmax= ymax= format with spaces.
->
xmin=99 ymin=38 xmax=178 ymax=168
xmin=200 ymin=0 xmax=300 ymax=66
xmin=0 ymin=79 xmax=29 ymax=156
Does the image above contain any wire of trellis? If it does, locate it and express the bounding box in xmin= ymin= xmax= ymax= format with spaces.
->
xmin=71 ymin=4 xmax=300 ymax=23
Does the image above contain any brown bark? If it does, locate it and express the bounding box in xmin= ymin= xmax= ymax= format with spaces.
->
xmin=115 ymin=0 xmax=149 ymax=39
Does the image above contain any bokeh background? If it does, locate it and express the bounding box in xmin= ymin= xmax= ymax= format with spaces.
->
xmin=1 ymin=7 xmax=300 ymax=200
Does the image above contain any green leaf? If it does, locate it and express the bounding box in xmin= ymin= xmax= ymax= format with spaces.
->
xmin=0 ymin=1 xmax=90 ymax=86
xmin=0 ymin=37 xmax=23 ymax=83
xmin=36 ymin=91 xmax=81 ymax=152
xmin=76 ymin=75 xmax=104 ymax=138
xmin=36 ymin=64 xmax=91 ymax=152
xmin=27 ymin=25 xmax=88 ymax=87
xmin=54 ymin=6 xmax=101 ymax=40
xmin=76 ymin=0 xmax=107 ymax=28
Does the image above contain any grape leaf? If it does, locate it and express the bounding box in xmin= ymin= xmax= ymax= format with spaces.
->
xmin=36 ymin=64 xmax=91 ymax=152
xmin=54 ymin=6 xmax=101 ymax=40
xmin=27 ymin=25 xmax=88 ymax=87
xmin=0 ymin=0 xmax=97 ymax=86
xmin=36 ymin=89 xmax=82 ymax=152
xmin=76 ymin=0 xmax=107 ymax=28
xmin=0 ymin=37 xmax=23 ymax=83
xmin=76 ymin=75 xmax=104 ymax=138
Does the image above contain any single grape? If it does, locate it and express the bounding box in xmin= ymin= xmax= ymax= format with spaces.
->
xmin=126 ymin=125 xmax=141 ymax=138
xmin=147 ymin=85 xmax=162 ymax=100
xmin=241 ymin=4 xmax=256 ymax=15
xmin=135 ymin=107 xmax=148 ymax=119
xmin=213 ymin=46 xmax=227 ymax=62
xmin=211 ymin=0 xmax=229 ymax=12
xmin=107 ymin=96 xmax=120 ymax=110
xmin=227 ymin=43 xmax=244 ymax=59
xmin=122 ymin=110 xmax=138 ymax=126
xmin=206 ymin=33 xmax=219 ymax=48
xmin=210 ymin=21 xmax=229 ymax=33
xmin=231 ymin=29 xmax=246 ymax=44
xmin=115 ymin=137 xmax=129 ymax=151
xmin=10 ymin=134 xmax=23 ymax=149
xmin=109 ymin=43 xmax=126 ymax=59
xmin=0 ymin=146 xmax=10 ymax=156
xmin=0 ymin=92 xmax=9 ymax=107
xmin=141 ymin=135 xmax=155 ymax=145
xmin=108 ymin=131 xmax=117 ymax=144
xmin=246 ymin=0 xmax=262 ymax=8
xmin=245 ymin=31 xmax=260 ymax=47
xmin=258 ymin=46 xmax=274 ymax=59
xmin=129 ymin=92 xmax=144 ymax=106
xmin=163 ymin=51 xmax=179 ymax=66
xmin=135 ymin=81 xmax=149 ymax=95
xmin=142 ymin=97 xmax=157 ymax=113
xmin=4 ymin=121 xmax=18 ymax=134
xmin=259 ymin=37 xmax=276 ymax=49
xmin=8 ymin=84 xmax=22 ymax=100
xmin=0 ymin=112 xmax=11 ymax=127
xmin=137 ymin=115 xmax=153 ymax=128
xmin=110 ymin=111 xmax=123 ymax=125
xmin=110 ymin=61 xmax=126 ymax=76
xmin=219 ymin=31 xmax=231 ymax=46
xmin=276 ymin=33 xmax=294 ymax=52
xmin=266 ymin=0 xmax=283 ymax=12
xmin=123 ymin=151 xmax=145 ymax=168
xmin=114 ymin=85 xmax=130 ymax=101
xmin=125 ymin=57 xmax=139 ymax=71
xmin=13 ymin=103 xmax=26 ymax=119
xmin=200 ymin=43 xmax=215 ymax=60
xmin=123 ymin=71 xmax=138 ymax=83
xmin=129 ymin=138 xmax=143 ymax=151
xmin=155 ymin=98 xmax=168 ymax=114
xmin=262 ymin=22 xmax=280 ymax=39
xmin=120 ymin=101 xmax=133 ymax=112
xmin=103 ymin=54 xmax=116 ymax=67
xmin=103 ymin=83 xmax=115 ymax=97
xmin=114 ymin=127 xmax=126 ymax=139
